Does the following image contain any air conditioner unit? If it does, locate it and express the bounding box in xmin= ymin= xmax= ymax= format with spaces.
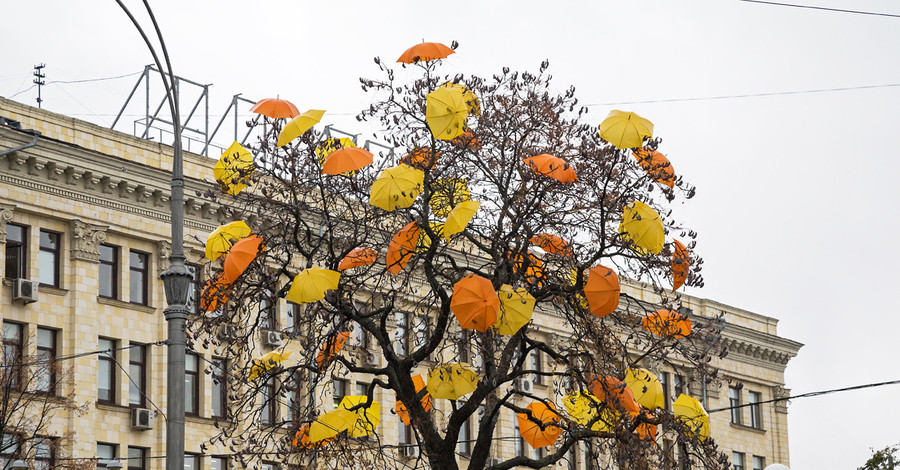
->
xmin=515 ymin=378 xmax=533 ymax=394
xmin=12 ymin=279 xmax=38 ymax=304
xmin=262 ymin=330 xmax=283 ymax=347
xmin=131 ymin=408 xmax=154 ymax=430
xmin=399 ymin=445 xmax=419 ymax=458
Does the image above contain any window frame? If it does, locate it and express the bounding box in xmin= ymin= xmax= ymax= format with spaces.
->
xmin=395 ymin=311 xmax=409 ymax=356
xmin=748 ymin=391 xmax=763 ymax=429
xmin=127 ymin=447 xmax=147 ymax=470
xmin=528 ymin=349 xmax=543 ymax=385
xmin=260 ymin=377 xmax=277 ymax=426
xmin=2 ymin=323 xmax=24 ymax=391
xmin=34 ymin=437 xmax=55 ymax=470
xmin=184 ymin=452 xmax=199 ymax=470
xmin=129 ymin=250 xmax=150 ymax=305
xmin=4 ymin=224 xmax=27 ymax=280
xmin=732 ymin=452 xmax=745 ymax=470
xmin=0 ymin=433 xmax=20 ymax=470
xmin=98 ymin=338 xmax=117 ymax=404
xmin=99 ymin=244 xmax=119 ymax=299
xmin=128 ymin=343 xmax=147 ymax=408
xmin=38 ymin=229 xmax=61 ymax=287
xmin=729 ymin=386 xmax=742 ymax=425
xmin=97 ymin=442 xmax=118 ymax=462
xmin=752 ymin=455 xmax=765 ymax=470
xmin=185 ymin=353 xmax=200 ymax=416
xmin=35 ymin=328 xmax=57 ymax=395
xmin=211 ymin=358 xmax=227 ymax=419
xmin=208 ymin=456 xmax=227 ymax=470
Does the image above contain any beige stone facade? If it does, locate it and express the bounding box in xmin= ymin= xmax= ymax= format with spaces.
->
xmin=0 ymin=96 xmax=801 ymax=470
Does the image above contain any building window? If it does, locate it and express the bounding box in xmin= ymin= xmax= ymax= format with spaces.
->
xmin=211 ymin=359 xmax=227 ymax=419
xmin=528 ymin=349 xmax=543 ymax=384
xmin=752 ymin=455 xmax=765 ymax=470
xmin=514 ymin=416 xmax=526 ymax=457
xmin=259 ymin=288 xmax=277 ymax=330
xmin=732 ymin=452 xmax=745 ymax=470
xmin=35 ymin=328 xmax=57 ymax=394
xmin=129 ymin=251 xmax=149 ymax=305
xmin=34 ymin=438 xmax=55 ymax=470
xmin=659 ymin=372 xmax=670 ymax=410
xmin=184 ymin=453 xmax=198 ymax=470
xmin=729 ymin=386 xmax=742 ymax=425
xmin=673 ymin=374 xmax=684 ymax=397
xmin=127 ymin=447 xmax=146 ymax=470
xmin=398 ymin=420 xmax=413 ymax=447
xmin=99 ymin=244 xmax=119 ymax=299
xmin=260 ymin=463 xmax=276 ymax=470
xmin=98 ymin=338 xmax=116 ymax=404
xmin=209 ymin=457 xmax=226 ymax=470
xmin=261 ymin=377 xmax=276 ymax=425
xmin=2 ymin=323 xmax=23 ymax=390
xmin=129 ymin=344 xmax=146 ymax=407
xmin=97 ymin=443 xmax=117 ymax=463
xmin=186 ymin=265 xmax=203 ymax=314
xmin=566 ymin=445 xmax=579 ymax=470
xmin=457 ymin=330 xmax=470 ymax=364
xmin=39 ymin=230 xmax=61 ymax=287
xmin=352 ymin=322 xmax=369 ymax=349
xmin=748 ymin=391 xmax=762 ymax=429
xmin=395 ymin=312 xmax=409 ymax=356
xmin=185 ymin=353 xmax=199 ymax=416
xmin=457 ymin=414 xmax=471 ymax=456
xmin=5 ymin=224 xmax=26 ymax=279
xmin=333 ymin=378 xmax=348 ymax=408
xmin=0 ymin=434 xmax=19 ymax=470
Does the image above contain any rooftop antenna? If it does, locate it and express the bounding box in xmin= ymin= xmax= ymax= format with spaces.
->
xmin=33 ymin=64 xmax=46 ymax=108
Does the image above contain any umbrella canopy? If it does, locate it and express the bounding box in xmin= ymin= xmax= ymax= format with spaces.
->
xmin=315 ymin=331 xmax=350 ymax=370
xmin=223 ymin=235 xmax=264 ymax=283
xmin=452 ymin=129 xmax=482 ymax=150
xmin=673 ymin=394 xmax=709 ymax=442
xmin=450 ymin=273 xmax=500 ymax=332
xmin=584 ymin=265 xmax=620 ymax=318
xmin=292 ymin=423 xmax=333 ymax=449
xmin=589 ymin=376 xmax=641 ymax=416
xmin=309 ymin=409 xmax=358 ymax=443
xmin=400 ymin=147 xmax=440 ymax=170
xmin=248 ymin=350 xmax=293 ymax=381
xmin=426 ymin=363 xmax=479 ymax=400
xmin=440 ymin=82 xmax=481 ymax=115
xmin=633 ymin=147 xmax=675 ymax=188
xmin=395 ymin=375 xmax=432 ymax=426
xmin=214 ymin=141 xmax=255 ymax=195
xmin=563 ymin=391 xmax=613 ymax=432
xmin=397 ymin=42 xmax=455 ymax=63
xmin=426 ymin=86 xmax=468 ymax=141
xmin=322 ymin=147 xmax=374 ymax=175
xmin=517 ymin=402 xmax=562 ymax=449
xmin=598 ymin=110 xmax=654 ymax=149
xmin=430 ymin=178 xmax=470 ymax=217
xmin=508 ymin=251 xmax=546 ymax=287
xmin=636 ymin=411 xmax=658 ymax=441
xmin=416 ymin=222 xmax=444 ymax=253
xmin=286 ymin=267 xmax=340 ymax=305
xmin=642 ymin=309 xmax=692 ymax=338
xmin=205 ymin=221 xmax=252 ymax=261
xmin=250 ymin=98 xmax=301 ymax=119
xmin=523 ymin=154 xmax=577 ymax=183
xmin=443 ymin=200 xmax=481 ymax=240
xmin=529 ymin=233 xmax=573 ymax=257
xmin=315 ymin=137 xmax=357 ymax=166
xmin=338 ymin=247 xmax=378 ymax=271
xmin=672 ymin=240 xmax=690 ymax=291
xmin=199 ymin=272 xmax=230 ymax=312
xmin=495 ymin=284 xmax=535 ymax=335
xmin=339 ymin=395 xmax=381 ymax=438
xmin=386 ymin=221 xmax=420 ymax=275
xmin=370 ymin=164 xmax=424 ymax=211
xmin=277 ymin=109 xmax=326 ymax=147
xmin=624 ymin=368 xmax=665 ymax=410
xmin=618 ymin=201 xmax=665 ymax=255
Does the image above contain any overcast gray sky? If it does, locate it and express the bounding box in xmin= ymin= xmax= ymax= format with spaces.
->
xmin=3 ymin=1 xmax=899 ymax=468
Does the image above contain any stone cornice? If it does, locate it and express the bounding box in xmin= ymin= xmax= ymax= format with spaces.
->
xmin=719 ymin=322 xmax=802 ymax=368
xmin=0 ymin=202 xmax=14 ymax=243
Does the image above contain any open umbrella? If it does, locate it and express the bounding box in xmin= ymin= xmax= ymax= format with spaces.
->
xmin=450 ymin=273 xmax=500 ymax=332
xmin=338 ymin=247 xmax=378 ymax=271
xmin=672 ymin=240 xmax=690 ymax=291
xmin=508 ymin=251 xmax=545 ymax=287
xmin=635 ymin=411 xmax=658 ymax=441
xmin=589 ymin=376 xmax=640 ymax=416
xmin=443 ymin=200 xmax=480 ymax=240
xmin=430 ymin=178 xmax=470 ymax=217
xmin=223 ymin=235 xmax=264 ymax=283
xmin=400 ymin=147 xmax=440 ymax=170
xmin=584 ymin=265 xmax=620 ymax=318
xmin=397 ymin=42 xmax=455 ymax=63
xmin=598 ymin=110 xmax=654 ymax=149
xmin=339 ymin=395 xmax=381 ymax=437
xmin=395 ymin=375 xmax=432 ymax=425
xmin=315 ymin=331 xmax=350 ymax=370
xmin=292 ymin=423 xmax=333 ymax=449
xmin=250 ymin=98 xmax=301 ymax=119
xmin=495 ymin=284 xmax=535 ymax=335
xmin=416 ymin=222 xmax=444 ymax=253
xmin=452 ymin=129 xmax=482 ymax=150
xmin=322 ymin=147 xmax=374 ymax=175
xmin=316 ymin=138 xmax=356 ymax=166
xmin=386 ymin=221 xmax=420 ymax=275
xmin=633 ymin=147 xmax=675 ymax=188
xmin=529 ymin=233 xmax=573 ymax=257
xmin=214 ymin=141 xmax=255 ymax=196
xmin=618 ymin=201 xmax=664 ymax=255
xmin=624 ymin=368 xmax=665 ymax=410
xmin=286 ymin=267 xmax=340 ymax=305
xmin=205 ymin=221 xmax=252 ymax=261
xmin=642 ymin=309 xmax=692 ymax=338
xmin=426 ymin=363 xmax=478 ymax=400
xmin=523 ymin=154 xmax=577 ymax=183
xmin=277 ymin=109 xmax=326 ymax=147
xmin=248 ymin=350 xmax=293 ymax=381
xmin=673 ymin=394 xmax=709 ymax=442
xmin=563 ymin=391 xmax=613 ymax=432
xmin=370 ymin=164 xmax=424 ymax=211
xmin=199 ymin=272 xmax=230 ymax=312
xmin=440 ymin=82 xmax=480 ymax=115
xmin=309 ymin=409 xmax=358 ymax=443
xmin=517 ymin=402 xmax=562 ymax=449
xmin=426 ymin=86 xmax=468 ymax=140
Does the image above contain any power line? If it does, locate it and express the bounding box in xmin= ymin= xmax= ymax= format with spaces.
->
xmin=707 ymin=377 xmax=900 ymax=413
xmin=46 ymin=71 xmax=144 ymax=85
xmin=0 ymin=341 xmax=166 ymax=368
xmin=738 ymin=0 xmax=900 ymax=18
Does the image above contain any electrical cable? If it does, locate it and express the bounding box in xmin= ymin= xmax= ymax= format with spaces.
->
xmin=0 ymin=341 xmax=167 ymax=368
xmin=46 ymin=71 xmax=142 ymax=85
xmin=707 ymin=377 xmax=900 ymax=413
xmin=738 ymin=0 xmax=900 ymax=18
xmin=108 ymin=352 xmax=168 ymax=421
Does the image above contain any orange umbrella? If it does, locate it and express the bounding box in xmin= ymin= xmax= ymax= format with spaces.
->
xmin=338 ymin=247 xmax=378 ymax=271
xmin=315 ymin=331 xmax=350 ymax=370
xmin=516 ymin=402 xmax=562 ymax=449
xmin=292 ymin=423 xmax=333 ymax=449
xmin=223 ymin=235 xmax=264 ymax=283
xmin=400 ymin=147 xmax=441 ymax=170
xmin=672 ymin=240 xmax=690 ymax=291
xmin=397 ymin=42 xmax=455 ymax=63
xmin=523 ymin=154 xmax=577 ymax=183
xmin=635 ymin=411 xmax=658 ymax=441
xmin=584 ymin=265 xmax=620 ymax=318
xmin=250 ymin=98 xmax=300 ymax=119
xmin=589 ymin=376 xmax=640 ymax=416
xmin=395 ymin=375 xmax=432 ymax=425
xmin=452 ymin=129 xmax=482 ymax=150
xmin=508 ymin=251 xmax=546 ymax=287
xmin=529 ymin=233 xmax=573 ymax=257
xmin=199 ymin=272 xmax=230 ymax=312
xmin=633 ymin=147 xmax=675 ymax=188
xmin=642 ymin=309 xmax=692 ymax=338
xmin=450 ymin=273 xmax=500 ymax=332
xmin=386 ymin=222 xmax=420 ymax=275
xmin=322 ymin=147 xmax=374 ymax=175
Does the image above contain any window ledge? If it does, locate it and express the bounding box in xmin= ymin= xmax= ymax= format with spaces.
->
xmin=39 ymin=285 xmax=69 ymax=296
xmin=96 ymin=402 xmax=131 ymax=413
xmin=730 ymin=422 xmax=766 ymax=434
xmin=97 ymin=296 xmax=157 ymax=314
xmin=186 ymin=414 xmax=216 ymax=425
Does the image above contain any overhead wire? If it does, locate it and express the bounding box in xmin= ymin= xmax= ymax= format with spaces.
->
xmin=738 ymin=0 xmax=900 ymax=18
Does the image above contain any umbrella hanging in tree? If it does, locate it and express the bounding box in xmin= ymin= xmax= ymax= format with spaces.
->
xmin=673 ymin=394 xmax=709 ymax=442
xmin=523 ymin=154 xmax=577 ymax=183
xmin=315 ymin=331 xmax=350 ymax=370
xmin=397 ymin=42 xmax=455 ymax=63
xmin=400 ymin=147 xmax=441 ymax=170
xmin=671 ymin=239 xmax=690 ymax=291
xmin=598 ymin=110 xmax=654 ymax=149
xmin=440 ymin=82 xmax=481 ymax=115
xmin=495 ymin=284 xmax=535 ymax=335
xmin=443 ymin=200 xmax=480 ymax=241
xmin=430 ymin=178 xmax=470 ymax=217
xmin=213 ymin=141 xmax=255 ymax=196
xmin=529 ymin=233 xmax=574 ymax=257
xmin=426 ymin=363 xmax=479 ymax=400
xmin=292 ymin=423 xmax=333 ymax=449
xmin=339 ymin=395 xmax=382 ymax=438
xmin=199 ymin=272 xmax=230 ymax=312
xmin=222 ymin=235 xmax=264 ymax=283
xmin=633 ymin=146 xmax=675 ymax=188
xmin=285 ymin=267 xmax=340 ymax=305
xmin=589 ymin=376 xmax=641 ymax=416
xmin=624 ymin=368 xmax=665 ymax=410
xmin=250 ymin=97 xmax=300 ymax=119
xmin=395 ymin=375 xmax=432 ymax=426
xmin=450 ymin=273 xmax=500 ymax=332
xmin=386 ymin=221 xmax=421 ymax=275
xmin=277 ymin=109 xmax=325 ymax=147
xmin=426 ymin=86 xmax=468 ymax=141
xmin=618 ymin=201 xmax=665 ymax=255
xmin=584 ymin=265 xmax=620 ymax=318
xmin=309 ymin=409 xmax=358 ymax=443
xmin=322 ymin=147 xmax=374 ymax=175
xmin=642 ymin=309 xmax=692 ymax=338
xmin=416 ymin=222 xmax=444 ymax=253
xmin=338 ymin=247 xmax=378 ymax=271
xmin=205 ymin=221 xmax=252 ymax=262
xmin=517 ymin=402 xmax=562 ymax=449
xmin=248 ymin=350 xmax=293 ymax=381
xmin=370 ymin=164 xmax=424 ymax=211
xmin=563 ymin=391 xmax=614 ymax=432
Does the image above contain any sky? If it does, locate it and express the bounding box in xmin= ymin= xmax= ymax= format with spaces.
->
xmin=2 ymin=1 xmax=899 ymax=468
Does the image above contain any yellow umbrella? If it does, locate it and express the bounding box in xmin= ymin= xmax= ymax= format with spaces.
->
xmin=248 ymin=350 xmax=293 ymax=381
xmin=426 ymin=86 xmax=468 ymax=140
xmin=598 ymin=110 xmax=654 ymax=150
xmin=440 ymin=82 xmax=481 ymax=115
xmin=673 ymin=394 xmax=710 ymax=442
xmin=426 ymin=363 xmax=479 ymax=400
xmin=495 ymin=284 xmax=535 ymax=335
xmin=205 ymin=221 xmax=252 ymax=261
xmin=370 ymin=164 xmax=424 ymax=211
xmin=429 ymin=178 xmax=470 ymax=218
xmin=339 ymin=395 xmax=381 ymax=438
xmin=443 ymin=200 xmax=481 ymax=241
xmin=315 ymin=137 xmax=356 ymax=166
xmin=277 ymin=109 xmax=326 ymax=147
xmin=417 ymin=222 xmax=444 ymax=253
xmin=286 ymin=267 xmax=340 ymax=305
xmin=618 ymin=201 xmax=664 ymax=255
xmin=624 ymin=368 xmax=665 ymax=410
xmin=213 ymin=141 xmax=255 ymax=195
xmin=562 ymin=391 xmax=614 ymax=432
xmin=309 ymin=408 xmax=358 ymax=443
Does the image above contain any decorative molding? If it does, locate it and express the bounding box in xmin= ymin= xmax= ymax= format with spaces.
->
xmin=157 ymin=240 xmax=172 ymax=275
xmin=0 ymin=203 xmax=15 ymax=243
xmin=70 ymin=219 xmax=108 ymax=262
xmin=772 ymin=386 xmax=790 ymax=414
xmin=96 ymin=295 xmax=158 ymax=314
xmin=721 ymin=337 xmax=795 ymax=367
